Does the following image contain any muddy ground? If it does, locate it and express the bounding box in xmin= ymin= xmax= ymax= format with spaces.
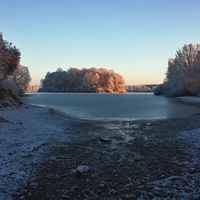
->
xmin=14 ymin=114 xmax=200 ymax=200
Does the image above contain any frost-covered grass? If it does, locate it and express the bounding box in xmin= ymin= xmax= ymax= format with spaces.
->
xmin=0 ymin=105 xmax=71 ymax=200
xmin=177 ymin=96 xmax=200 ymax=104
xmin=144 ymin=128 xmax=200 ymax=199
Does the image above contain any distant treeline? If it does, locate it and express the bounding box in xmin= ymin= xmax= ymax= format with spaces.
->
xmin=28 ymin=84 xmax=158 ymax=93
xmin=39 ymin=67 xmax=126 ymax=93
xmin=126 ymin=84 xmax=158 ymax=92
xmin=26 ymin=85 xmax=39 ymax=92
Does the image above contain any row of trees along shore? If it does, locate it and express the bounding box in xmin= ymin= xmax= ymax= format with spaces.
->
xmin=0 ymin=33 xmax=31 ymax=107
xmin=154 ymin=44 xmax=200 ymax=97
xmin=126 ymin=84 xmax=158 ymax=92
xmin=1 ymin=32 xmax=200 ymax=100
xmin=39 ymin=68 xmax=126 ymax=93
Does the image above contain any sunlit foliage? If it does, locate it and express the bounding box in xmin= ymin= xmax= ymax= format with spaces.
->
xmin=39 ymin=67 xmax=126 ymax=93
xmin=27 ymin=84 xmax=39 ymax=92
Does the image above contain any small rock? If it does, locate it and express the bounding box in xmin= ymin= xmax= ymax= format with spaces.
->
xmin=71 ymin=185 xmax=78 ymax=190
xmin=123 ymin=194 xmax=133 ymax=199
xmin=99 ymin=137 xmax=111 ymax=142
xmin=146 ymin=123 xmax=151 ymax=126
xmin=109 ymin=189 xmax=117 ymax=195
xmin=99 ymin=183 xmax=105 ymax=188
xmin=77 ymin=165 xmax=90 ymax=175
xmin=62 ymin=194 xmax=69 ymax=199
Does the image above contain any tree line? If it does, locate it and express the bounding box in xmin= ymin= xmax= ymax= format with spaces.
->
xmin=0 ymin=33 xmax=31 ymax=106
xmin=2 ymin=32 xmax=200 ymax=100
xmin=39 ymin=67 xmax=126 ymax=93
xmin=154 ymin=44 xmax=200 ymax=97
xmin=27 ymin=85 xmax=39 ymax=92
xmin=126 ymin=84 xmax=158 ymax=92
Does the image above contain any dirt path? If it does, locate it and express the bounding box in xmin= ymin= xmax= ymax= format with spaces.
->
xmin=14 ymin=115 xmax=200 ymax=199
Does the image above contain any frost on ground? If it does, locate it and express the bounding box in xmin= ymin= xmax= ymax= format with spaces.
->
xmin=16 ymin=114 xmax=200 ymax=200
xmin=1 ymin=98 xmax=200 ymax=199
xmin=177 ymin=96 xmax=200 ymax=106
xmin=0 ymin=105 xmax=71 ymax=200
xmin=143 ymin=128 xmax=200 ymax=199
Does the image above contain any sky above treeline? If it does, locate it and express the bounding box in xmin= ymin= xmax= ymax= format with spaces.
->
xmin=1 ymin=0 xmax=200 ymax=85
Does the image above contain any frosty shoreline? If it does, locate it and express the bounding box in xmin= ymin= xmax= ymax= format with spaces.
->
xmin=0 ymin=97 xmax=200 ymax=199
xmin=176 ymin=96 xmax=200 ymax=106
xmin=0 ymin=105 xmax=72 ymax=200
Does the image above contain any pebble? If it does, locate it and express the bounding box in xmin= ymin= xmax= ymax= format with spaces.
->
xmin=77 ymin=165 xmax=90 ymax=175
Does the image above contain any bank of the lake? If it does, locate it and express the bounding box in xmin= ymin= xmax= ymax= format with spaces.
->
xmin=0 ymin=97 xmax=200 ymax=199
xmin=0 ymin=105 xmax=73 ymax=200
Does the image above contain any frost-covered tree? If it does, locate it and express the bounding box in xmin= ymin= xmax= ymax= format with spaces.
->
xmin=0 ymin=34 xmax=22 ymax=107
xmin=126 ymin=85 xmax=157 ymax=92
xmin=154 ymin=44 xmax=200 ymax=96
xmin=82 ymin=72 xmax=100 ymax=92
xmin=2 ymin=78 xmax=20 ymax=97
xmin=0 ymin=33 xmax=21 ymax=81
xmin=9 ymin=64 xmax=31 ymax=95
xmin=39 ymin=67 xmax=126 ymax=93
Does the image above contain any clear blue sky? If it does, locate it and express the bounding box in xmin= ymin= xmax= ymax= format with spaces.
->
xmin=1 ymin=0 xmax=200 ymax=85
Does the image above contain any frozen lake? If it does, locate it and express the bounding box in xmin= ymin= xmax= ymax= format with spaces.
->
xmin=22 ymin=92 xmax=200 ymax=122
